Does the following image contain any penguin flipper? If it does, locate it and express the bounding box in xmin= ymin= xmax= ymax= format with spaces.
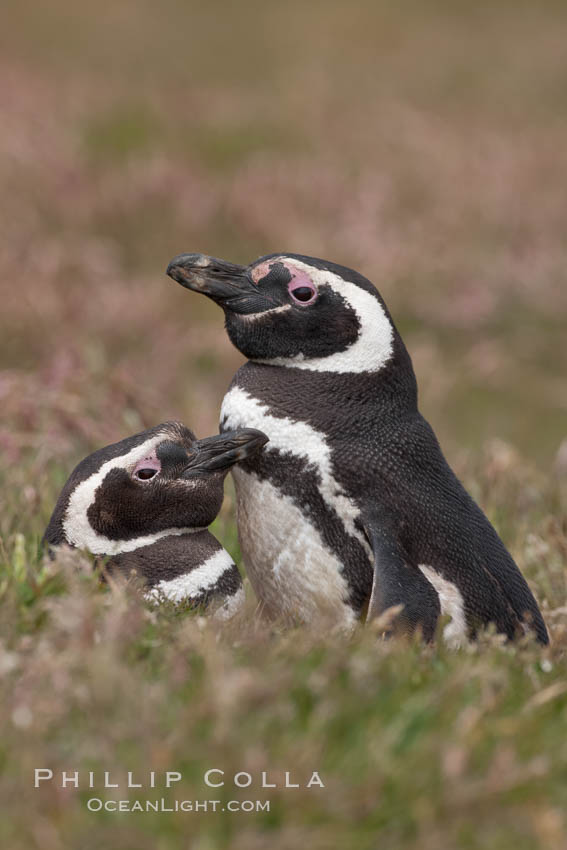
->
xmin=364 ymin=519 xmax=441 ymax=641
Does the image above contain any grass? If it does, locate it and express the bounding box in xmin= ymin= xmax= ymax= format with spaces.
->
xmin=1 ymin=1 xmax=567 ymax=847
xmin=0 ymin=470 xmax=566 ymax=850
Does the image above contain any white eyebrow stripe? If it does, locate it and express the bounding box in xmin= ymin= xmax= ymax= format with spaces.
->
xmin=62 ymin=431 xmax=200 ymax=554
xmin=254 ymin=258 xmax=394 ymax=374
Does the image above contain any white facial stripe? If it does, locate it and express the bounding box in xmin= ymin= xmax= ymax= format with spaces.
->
xmin=418 ymin=565 xmax=468 ymax=648
xmin=102 ymin=527 xmax=203 ymax=556
xmin=239 ymin=304 xmax=292 ymax=322
xmin=233 ymin=469 xmax=356 ymax=626
xmin=147 ymin=548 xmax=236 ymax=604
xmin=221 ymin=386 xmax=372 ymax=559
xmin=256 ymin=257 xmax=394 ymax=374
xmin=63 ymin=431 xmax=199 ymax=555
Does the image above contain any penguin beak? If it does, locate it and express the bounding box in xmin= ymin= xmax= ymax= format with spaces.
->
xmin=166 ymin=253 xmax=269 ymax=314
xmin=181 ymin=429 xmax=268 ymax=478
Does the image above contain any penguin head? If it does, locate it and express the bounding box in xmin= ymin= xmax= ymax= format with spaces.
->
xmin=44 ymin=422 xmax=268 ymax=554
xmin=167 ymin=252 xmax=403 ymax=374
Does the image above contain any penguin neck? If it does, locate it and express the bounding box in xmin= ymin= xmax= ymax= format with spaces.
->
xmin=47 ymin=524 xmax=208 ymax=557
xmin=237 ymin=336 xmax=419 ymax=426
xmin=96 ymin=526 xmax=209 ymax=557
xmin=109 ymin=531 xmax=241 ymax=608
xmin=111 ymin=529 xmax=219 ymax=572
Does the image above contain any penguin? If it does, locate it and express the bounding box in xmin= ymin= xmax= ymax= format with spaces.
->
xmin=166 ymin=251 xmax=549 ymax=645
xmin=43 ymin=422 xmax=268 ymax=617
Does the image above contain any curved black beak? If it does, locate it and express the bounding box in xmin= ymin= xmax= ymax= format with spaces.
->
xmin=166 ymin=252 xmax=267 ymax=314
xmin=182 ymin=429 xmax=268 ymax=478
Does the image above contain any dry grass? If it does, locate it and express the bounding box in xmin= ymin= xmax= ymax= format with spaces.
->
xmin=1 ymin=2 xmax=567 ymax=847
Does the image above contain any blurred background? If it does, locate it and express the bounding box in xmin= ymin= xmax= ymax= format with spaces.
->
xmin=1 ymin=0 xmax=566 ymax=527
xmin=1 ymin=6 xmax=567 ymax=850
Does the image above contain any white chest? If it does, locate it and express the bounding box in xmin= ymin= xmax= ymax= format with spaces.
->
xmin=220 ymin=384 xmax=370 ymax=625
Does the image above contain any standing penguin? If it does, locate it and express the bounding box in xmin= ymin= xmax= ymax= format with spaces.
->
xmin=167 ymin=252 xmax=548 ymax=645
xmin=43 ymin=422 xmax=268 ymax=617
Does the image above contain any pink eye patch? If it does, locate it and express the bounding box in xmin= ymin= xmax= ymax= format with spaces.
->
xmin=133 ymin=451 xmax=161 ymax=481
xmin=251 ymin=259 xmax=318 ymax=305
xmin=288 ymin=270 xmax=317 ymax=304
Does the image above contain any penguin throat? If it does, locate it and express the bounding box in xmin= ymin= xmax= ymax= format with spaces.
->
xmin=67 ymin=526 xmax=206 ymax=557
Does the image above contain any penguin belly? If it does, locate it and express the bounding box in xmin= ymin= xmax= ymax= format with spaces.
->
xmin=232 ymin=466 xmax=355 ymax=625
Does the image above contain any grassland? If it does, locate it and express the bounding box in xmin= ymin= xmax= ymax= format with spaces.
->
xmin=0 ymin=2 xmax=566 ymax=847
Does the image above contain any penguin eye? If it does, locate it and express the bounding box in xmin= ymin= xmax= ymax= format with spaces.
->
xmin=132 ymin=455 xmax=161 ymax=481
xmin=289 ymin=283 xmax=317 ymax=305
xmin=135 ymin=468 xmax=158 ymax=481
